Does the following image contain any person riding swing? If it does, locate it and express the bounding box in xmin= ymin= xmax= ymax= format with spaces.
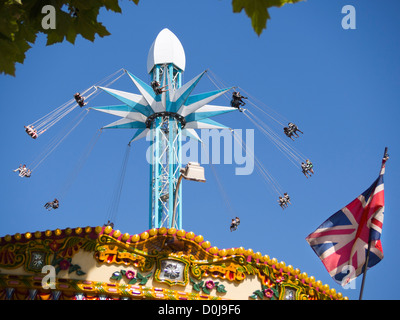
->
xmin=235 ymin=217 xmax=240 ymax=226
xmin=283 ymin=126 xmax=295 ymax=141
xmin=14 ymin=164 xmax=31 ymax=177
xmin=230 ymin=219 xmax=238 ymax=232
xmin=104 ymin=220 xmax=114 ymax=228
xmin=151 ymin=81 xmax=168 ymax=95
xmin=44 ymin=198 xmax=59 ymax=210
xmin=230 ymin=91 xmax=247 ymax=112
xmin=23 ymin=168 xmax=32 ymax=178
xmin=278 ymin=196 xmax=288 ymax=209
xmin=288 ymin=122 xmax=303 ymax=137
xmin=284 ymin=122 xmax=303 ymax=140
xmin=283 ymin=193 xmax=291 ymax=206
xmin=74 ymin=93 xmax=87 ymax=107
xmin=301 ymin=162 xmax=311 ymax=178
xmin=230 ymin=216 xmax=241 ymax=231
xmin=24 ymin=125 xmax=38 ymax=139
xmin=306 ymin=159 xmax=314 ymax=175
xmin=301 ymin=160 xmax=314 ymax=178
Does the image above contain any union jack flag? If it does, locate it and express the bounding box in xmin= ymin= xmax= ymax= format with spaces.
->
xmin=306 ymin=155 xmax=388 ymax=286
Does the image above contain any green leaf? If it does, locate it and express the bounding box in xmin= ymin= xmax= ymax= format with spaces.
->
xmin=103 ymin=0 xmax=122 ymax=13
xmin=216 ymin=285 xmax=227 ymax=293
xmin=255 ymin=290 xmax=264 ymax=299
xmin=68 ymin=265 xmax=78 ymax=274
xmin=203 ymin=287 xmax=210 ymax=295
xmin=76 ymin=269 xmax=86 ymax=276
xmin=232 ymin=0 xmax=305 ymax=36
xmin=232 ymin=0 xmax=270 ymax=36
xmin=111 ymin=271 xmax=122 ymax=281
xmin=46 ymin=30 xmax=64 ymax=46
xmin=137 ymin=272 xmax=150 ymax=285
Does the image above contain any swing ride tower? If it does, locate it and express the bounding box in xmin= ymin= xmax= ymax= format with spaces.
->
xmin=146 ymin=30 xmax=185 ymax=229
xmin=91 ymin=28 xmax=236 ymax=229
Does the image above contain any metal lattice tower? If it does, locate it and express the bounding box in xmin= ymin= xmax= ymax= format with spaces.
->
xmin=148 ymin=64 xmax=184 ymax=229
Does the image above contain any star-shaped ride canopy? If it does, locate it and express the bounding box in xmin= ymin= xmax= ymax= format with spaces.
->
xmin=90 ymin=69 xmax=237 ymax=143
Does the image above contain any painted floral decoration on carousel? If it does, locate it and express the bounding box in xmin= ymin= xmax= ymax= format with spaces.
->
xmin=250 ymin=283 xmax=279 ymax=300
xmin=190 ymin=278 xmax=227 ymax=295
xmin=111 ymin=269 xmax=152 ymax=285
xmin=51 ymin=256 xmax=86 ymax=276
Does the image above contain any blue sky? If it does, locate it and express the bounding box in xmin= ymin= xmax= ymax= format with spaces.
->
xmin=1 ymin=0 xmax=399 ymax=300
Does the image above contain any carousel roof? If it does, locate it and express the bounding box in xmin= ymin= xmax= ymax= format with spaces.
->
xmin=0 ymin=226 xmax=347 ymax=300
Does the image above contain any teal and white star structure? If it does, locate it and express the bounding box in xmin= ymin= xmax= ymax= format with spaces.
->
xmin=91 ymin=29 xmax=237 ymax=229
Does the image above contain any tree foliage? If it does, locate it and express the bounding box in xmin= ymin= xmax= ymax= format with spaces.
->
xmin=0 ymin=0 xmax=304 ymax=76
xmin=0 ymin=0 xmax=139 ymax=76
xmin=232 ymin=0 xmax=305 ymax=36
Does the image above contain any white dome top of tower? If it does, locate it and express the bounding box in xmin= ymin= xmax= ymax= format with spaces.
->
xmin=147 ymin=28 xmax=186 ymax=74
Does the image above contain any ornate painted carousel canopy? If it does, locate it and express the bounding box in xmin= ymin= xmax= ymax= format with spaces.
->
xmin=0 ymin=226 xmax=346 ymax=300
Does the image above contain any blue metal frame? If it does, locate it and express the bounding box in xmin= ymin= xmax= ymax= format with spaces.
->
xmin=149 ymin=63 xmax=183 ymax=229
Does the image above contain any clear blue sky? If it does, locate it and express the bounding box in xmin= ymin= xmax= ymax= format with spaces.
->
xmin=1 ymin=0 xmax=399 ymax=300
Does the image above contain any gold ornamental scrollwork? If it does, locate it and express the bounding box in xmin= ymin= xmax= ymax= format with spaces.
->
xmin=94 ymin=234 xmax=157 ymax=272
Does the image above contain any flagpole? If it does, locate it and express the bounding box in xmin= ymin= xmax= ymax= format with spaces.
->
xmin=358 ymin=147 xmax=388 ymax=300
xmin=358 ymin=235 xmax=372 ymax=300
